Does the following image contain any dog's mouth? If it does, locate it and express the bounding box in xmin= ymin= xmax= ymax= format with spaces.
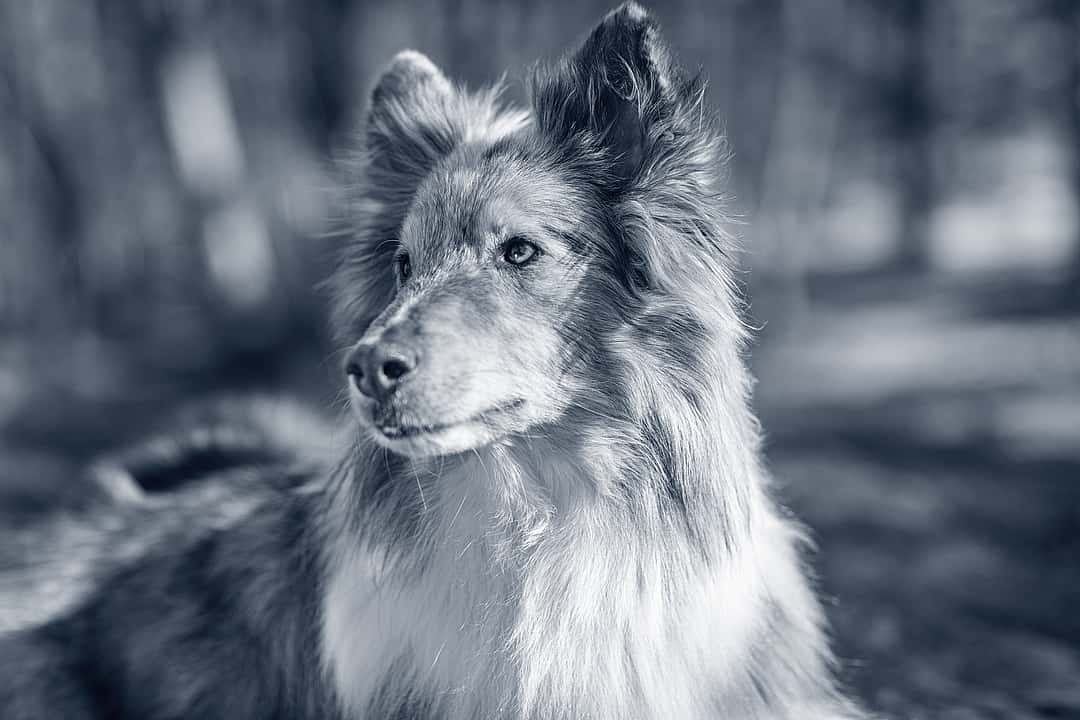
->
xmin=374 ymin=398 xmax=525 ymax=439
xmin=354 ymin=397 xmax=527 ymax=457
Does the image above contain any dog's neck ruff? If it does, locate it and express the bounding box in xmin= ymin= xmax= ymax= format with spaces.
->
xmin=320 ymin=406 xmax=846 ymax=719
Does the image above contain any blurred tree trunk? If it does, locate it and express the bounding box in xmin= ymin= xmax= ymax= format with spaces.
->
xmin=1066 ymin=0 xmax=1080 ymax=300
xmin=892 ymin=0 xmax=932 ymax=272
xmin=294 ymin=0 xmax=349 ymax=153
xmin=753 ymin=0 xmax=844 ymax=328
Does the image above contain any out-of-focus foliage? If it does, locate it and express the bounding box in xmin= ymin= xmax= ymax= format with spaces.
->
xmin=1 ymin=0 xmax=1077 ymax=368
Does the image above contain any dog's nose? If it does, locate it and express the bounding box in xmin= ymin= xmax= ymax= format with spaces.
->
xmin=345 ymin=342 xmax=418 ymax=398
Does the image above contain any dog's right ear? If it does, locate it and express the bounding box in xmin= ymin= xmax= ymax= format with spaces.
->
xmin=365 ymin=50 xmax=458 ymax=182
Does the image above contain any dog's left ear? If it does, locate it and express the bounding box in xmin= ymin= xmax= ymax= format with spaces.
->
xmin=532 ymin=3 xmax=680 ymax=187
xmin=365 ymin=50 xmax=459 ymax=183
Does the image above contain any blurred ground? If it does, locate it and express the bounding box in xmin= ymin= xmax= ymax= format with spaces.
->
xmin=755 ymin=272 xmax=1080 ymax=719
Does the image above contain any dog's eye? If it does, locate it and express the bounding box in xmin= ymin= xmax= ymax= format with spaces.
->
xmin=396 ymin=252 xmax=411 ymax=281
xmin=502 ymin=238 xmax=540 ymax=266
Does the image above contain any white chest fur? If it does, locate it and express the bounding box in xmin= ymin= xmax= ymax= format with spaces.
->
xmin=320 ymin=457 xmax=525 ymax=719
xmin=318 ymin=461 xmax=784 ymax=719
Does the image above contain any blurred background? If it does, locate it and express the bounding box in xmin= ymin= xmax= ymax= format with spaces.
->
xmin=0 ymin=1 xmax=1077 ymax=717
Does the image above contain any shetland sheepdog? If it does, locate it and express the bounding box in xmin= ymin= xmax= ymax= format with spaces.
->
xmin=0 ymin=4 xmax=864 ymax=718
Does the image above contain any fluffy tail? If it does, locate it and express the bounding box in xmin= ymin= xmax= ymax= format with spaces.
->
xmin=90 ymin=395 xmax=339 ymax=504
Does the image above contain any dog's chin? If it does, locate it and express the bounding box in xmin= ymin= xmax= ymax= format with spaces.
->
xmin=368 ymin=419 xmax=505 ymax=458
xmin=349 ymin=389 xmax=524 ymax=458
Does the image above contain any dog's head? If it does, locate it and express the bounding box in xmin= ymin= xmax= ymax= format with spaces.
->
xmin=337 ymin=3 xmax=732 ymax=458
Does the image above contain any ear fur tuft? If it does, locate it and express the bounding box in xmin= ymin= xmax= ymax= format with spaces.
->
xmin=370 ymin=50 xmax=451 ymax=106
xmin=365 ymin=50 xmax=458 ymax=178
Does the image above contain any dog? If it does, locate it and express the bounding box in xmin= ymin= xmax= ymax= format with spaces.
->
xmin=0 ymin=4 xmax=864 ymax=718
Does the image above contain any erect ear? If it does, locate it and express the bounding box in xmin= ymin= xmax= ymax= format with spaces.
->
xmin=532 ymin=3 xmax=681 ymax=187
xmin=365 ymin=50 xmax=458 ymax=181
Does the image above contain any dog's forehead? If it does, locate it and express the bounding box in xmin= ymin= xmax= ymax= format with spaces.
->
xmin=402 ymin=145 xmax=570 ymax=255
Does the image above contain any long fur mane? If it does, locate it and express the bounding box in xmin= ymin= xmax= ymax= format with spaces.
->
xmin=321 ymin=4 xmax=861 ymax=719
